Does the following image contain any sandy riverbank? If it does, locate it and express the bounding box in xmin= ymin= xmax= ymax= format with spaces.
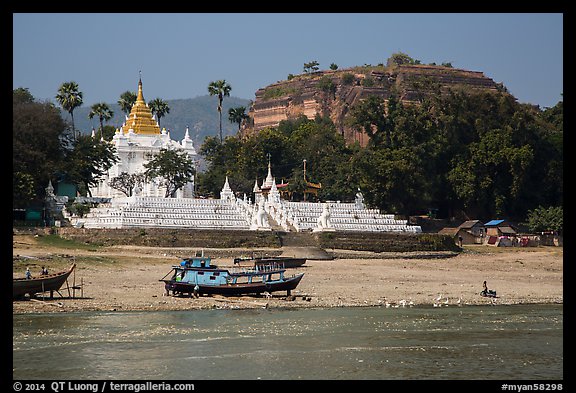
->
xmin=12 ymin=234 xmax=563 ymax=313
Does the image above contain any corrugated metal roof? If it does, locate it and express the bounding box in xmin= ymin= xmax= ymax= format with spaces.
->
xmin=485 ymin=219 xmax=505 ymax=226
xmin=459 ymin=220 xmax=482 ymax=229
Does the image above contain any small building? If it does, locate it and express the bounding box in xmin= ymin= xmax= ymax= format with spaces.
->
xmin=439 ymin=219 xmax=485 ymax=245
xmin=484 ymin=219 xmax=517 ymax=237
xmin=459 ymin=220 xmax=485 ymax=237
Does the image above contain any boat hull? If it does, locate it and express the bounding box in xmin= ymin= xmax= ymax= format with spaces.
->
xmin=13 ymin=264 xmax=76 ymax=299
xmin=163 ymin=272 xmax=304 ymax=296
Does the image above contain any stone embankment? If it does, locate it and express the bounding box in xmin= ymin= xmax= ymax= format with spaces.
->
xmin=52 ymin=227 xmax=460 ymax=255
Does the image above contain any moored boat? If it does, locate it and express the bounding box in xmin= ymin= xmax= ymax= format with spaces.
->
xmin=233 ymin=255 xmax=307 ymax=268
xmin=160 ymin=254 xmax=304 ymax=297
xmin=13 ymin=263 xmax=76 ymax=299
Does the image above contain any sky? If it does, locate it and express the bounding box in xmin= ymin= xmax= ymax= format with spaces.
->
xmin=13 ymin=13 xmax=563 ymax=109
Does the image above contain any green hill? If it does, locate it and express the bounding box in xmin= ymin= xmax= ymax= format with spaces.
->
xmin=63 ymin=95 xmax=251 ymax=147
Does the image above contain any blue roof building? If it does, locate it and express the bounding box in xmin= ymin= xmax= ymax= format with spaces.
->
xmin=484 ymin=219 xmax=505 ymax=226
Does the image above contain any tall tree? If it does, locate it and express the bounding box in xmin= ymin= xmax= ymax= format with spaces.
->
xmin=303 ymin=60 xmax=320 ymax=74
xmin=148 ymin=98 xmax=170 ymax=130
xmin=228 ymin=106 xmax=248 ymax=131
xmin=207 ymin=80 xmax=232 ymax=143
xmin=14 ymin=88 xmax=70 ymax=207
xmin=88 ymin=103 xmax=114 ymax=140
xmin=348 ymin=94 xmax=401 ymax=147
xmin=108 ymin=172 xmax=145 ymax=197
xmin=143 ymin=148 xmax=195 ymax=198
xmin=55 ymin=81 xmax=83 ymax=141
xmin=63 ymin=134 xmax=118 ymax=197
xmin=118 ymin=91 xmax=137 ymax=116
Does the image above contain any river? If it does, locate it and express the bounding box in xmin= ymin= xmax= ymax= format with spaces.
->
xmin=13 ymin=304 xmax=562 ymax=380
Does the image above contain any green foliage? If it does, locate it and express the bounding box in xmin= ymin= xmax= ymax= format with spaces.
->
xmin=148 ymin=97 xmax=170 ymax=129
xmin=101 ymin=125 xmax=117 ymax=141
xmin=386 ymin=52 xmax=421 ymax=67
xmin=539 ymin=100 xmax=563 ymax=132
xmin=361 ymin=76 xmax=374 ymax=87
xmin=62 ymin=134 xmax=118 ymax=197
xmin=36 ymin=233 xmax=101 ymax=251
xmin=117 ymin=91 xmax=136 ymax=115
xmin=108 ymin=172 xmax=145 ymax=197
xmin=208 ymin=80 xmax=232 ymax=143
xmin=55 ymin=81 xmax=83 ymax=139
xmin=13 ymin=89 xmax=71 ymax=206
xmin=329 ymin=63 xmax=338 ymax=70
xmin=525 ymin=206 xmax=563 ymax=234
xmin=262 ymin=86 xmax=301 ymax=100
xmin=65 ymin=202 xmax=91 ymax=218
xmin=347 ymin=95 xmax=392 ymax=146
xmin=228 ymin=106 xmax=249 ymax=131
xmin=144 ymin=148 xmax=195 ymax=198
xmin=341 ymin=73 xmax=355 ymax=85
xmin=13 ymin=87 xmax=35 ymax=104
xmin=88 ymin=102 xmax=114 ymax=140
xmin=317 ymin=75 xmax=336 ymax=96
xmin=303 ymin=60 xmax=320 ymax=74
xmin=13 ymin=172 xmax=35 ymax=209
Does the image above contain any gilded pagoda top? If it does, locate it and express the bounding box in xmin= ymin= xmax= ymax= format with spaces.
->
xmin=122 ymin=77 xmax=161 ymax=135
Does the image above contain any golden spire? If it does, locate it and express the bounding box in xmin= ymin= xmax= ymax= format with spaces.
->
xmin=124 ymin=74 xmax=161 ymax=135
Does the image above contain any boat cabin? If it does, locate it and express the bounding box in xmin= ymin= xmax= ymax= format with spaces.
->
xmin=179 ymin=250 xmax=213 ymax=268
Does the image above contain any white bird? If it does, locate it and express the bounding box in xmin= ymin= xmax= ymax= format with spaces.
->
xmin=457 ymin=296 xmax=462 ymax=306
xmin=436 ymin=294 xmax=443 ymax=302
xmin=399 ymin=299 xmax=407 ymax=307
xmin=408 ymin=299 xmax=414 ymax=307
xmin=444 ymin=297 xmax=450 ymax=306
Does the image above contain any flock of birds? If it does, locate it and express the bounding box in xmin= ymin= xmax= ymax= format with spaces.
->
xmin=432 ymin=294 xmax=462 ymax=307
xmin=380 ymin=294 xmax=466 ymax=308
xmin=379 ymin=293 xmax=499 ymax=308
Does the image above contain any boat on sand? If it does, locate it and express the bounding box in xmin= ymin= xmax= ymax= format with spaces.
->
xmin=13 ymin=263 xmax=76 ymax=299
xmin=160 ymin=252 xmax=304 ymax=297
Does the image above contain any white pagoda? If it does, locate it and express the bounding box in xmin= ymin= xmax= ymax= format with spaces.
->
xmin=89 ymin=77 xmax=197 ymax=199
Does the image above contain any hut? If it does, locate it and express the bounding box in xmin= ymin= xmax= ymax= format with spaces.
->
xmin=484 ymin=219 xmax=517 ymax=237
xmin=439 ymin=219 xmax=485 ymax=246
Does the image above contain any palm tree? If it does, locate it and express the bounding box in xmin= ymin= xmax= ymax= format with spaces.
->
xmin=148 ymin=98 xmax=170 ymax=130
xmin=228 ymin=106 xmax=248 ymax=132
xmin=55 ymin=81 xmax=83 ymax=140
xmin=88 ymin=103 xmax=114 ymax=140
xmin=207 ymin=80 xmax=232 ymax=143
xmin=118 ymin=91 xmax=137 ymax=116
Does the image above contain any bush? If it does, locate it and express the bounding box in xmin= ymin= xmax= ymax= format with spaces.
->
xmin=342 ymin=73 xmax=355 ymax=85
xmin=66 ymin=202 xmax=91 ymax=218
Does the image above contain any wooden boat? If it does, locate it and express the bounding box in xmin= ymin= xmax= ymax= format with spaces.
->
xmin=160 ymin=254 xmax=304 ymax=297
xmin=233 ymin=255 xmax=307 ymax=268
xmin=13 ymin=263 xmax=76 ymax=299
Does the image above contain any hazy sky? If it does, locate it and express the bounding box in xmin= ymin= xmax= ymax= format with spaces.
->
xmin=13 ymin=13 xmax=563 ymax=109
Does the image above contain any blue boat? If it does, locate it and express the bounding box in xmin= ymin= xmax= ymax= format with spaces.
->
xmin=160 ymin=251 xmax=304 ymax=297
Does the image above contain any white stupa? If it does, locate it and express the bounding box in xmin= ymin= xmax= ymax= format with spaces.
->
xmin=89 ymin=77 xmax=197 ymax=199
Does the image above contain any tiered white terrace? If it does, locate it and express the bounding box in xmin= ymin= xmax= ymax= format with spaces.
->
xmin=77 ymin=196 xmax=251 ymax=230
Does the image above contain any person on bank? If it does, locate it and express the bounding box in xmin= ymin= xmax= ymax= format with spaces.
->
xmin=481 ymin=280 xmax=497 ymax=297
